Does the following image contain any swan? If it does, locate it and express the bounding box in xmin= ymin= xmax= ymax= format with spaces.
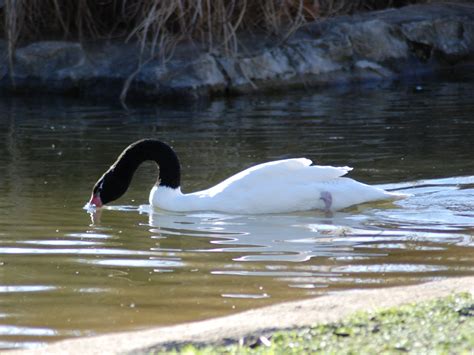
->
xmin=88 ymin=139 xmax=406 ymax=214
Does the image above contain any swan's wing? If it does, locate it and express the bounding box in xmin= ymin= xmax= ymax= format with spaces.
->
xmin=302 ymin=163 xmax=353 ymax=181
xmin=203 ymin=158 xmax=352 ymax=196
xmin=239 ymin=158 xmax=352 ymax=181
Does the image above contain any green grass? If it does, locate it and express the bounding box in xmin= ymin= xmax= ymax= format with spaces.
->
xmin=154 ymin=293 xmax=474 ymax=354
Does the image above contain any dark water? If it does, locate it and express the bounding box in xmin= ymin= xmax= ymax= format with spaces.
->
xmin=0 ymin=77 xmax=473 ymax=349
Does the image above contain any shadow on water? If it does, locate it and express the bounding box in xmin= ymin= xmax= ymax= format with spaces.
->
xmin=0 ymin=75 xmax=473 ymax=348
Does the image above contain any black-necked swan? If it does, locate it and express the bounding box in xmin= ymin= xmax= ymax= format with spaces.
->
xmin=88 ymin=139 xmax=406 ymax=213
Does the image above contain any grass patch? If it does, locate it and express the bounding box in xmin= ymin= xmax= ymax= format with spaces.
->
xmin=155 ymin=293 xmax=474 ymax=354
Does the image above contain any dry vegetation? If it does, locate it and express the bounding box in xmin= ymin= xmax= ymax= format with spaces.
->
xmin=2 ymin=0 xmax=428 ymax=57
xmin=1 ymin=0 xmax=429 ymax=102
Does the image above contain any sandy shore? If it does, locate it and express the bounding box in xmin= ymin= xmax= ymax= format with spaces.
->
xmin=9 ymin=276 xmax=474 ymax=354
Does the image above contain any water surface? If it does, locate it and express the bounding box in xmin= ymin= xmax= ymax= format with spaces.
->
xmin=0 ymin=77 xmax=473 ymax=349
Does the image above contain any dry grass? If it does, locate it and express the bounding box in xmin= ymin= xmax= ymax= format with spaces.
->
xmin=0 ymin=0 xmax=428 ymax=102
xmin=1 ymin=1 xmax=428 ymax=57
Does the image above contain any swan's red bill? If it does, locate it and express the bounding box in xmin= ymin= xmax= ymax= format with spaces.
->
xmin=89 ymin=194 xmax=103 ymax=208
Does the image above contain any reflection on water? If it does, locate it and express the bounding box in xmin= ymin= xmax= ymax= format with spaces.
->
xmin=0 ymin=75 xmax=474 ymax=349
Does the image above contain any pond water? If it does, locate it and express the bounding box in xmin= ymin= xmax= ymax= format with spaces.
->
xmin=0 ymin=75 xmax=473 ymax=349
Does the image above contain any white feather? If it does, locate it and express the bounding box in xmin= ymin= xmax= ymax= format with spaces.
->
xmin=149 ymin=158 xmax=406 ymax=214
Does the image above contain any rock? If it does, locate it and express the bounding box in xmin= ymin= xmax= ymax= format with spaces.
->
xmin=14 ymin=41 xmax=85 ymax=78
xmin=0 ymin=3 xmax=473 ymax=100
xmin=341 ymin=20 xmax=409 ymax=62
xmin=354 ymin=60 xmax=394 ymax=78
xmin=137 ymin=53 xmax=228 ymax=98
xmin=401 ymin=17 xmax=474 ymax=63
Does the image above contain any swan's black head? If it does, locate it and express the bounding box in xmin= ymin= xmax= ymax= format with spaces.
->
xmin=88 ymin=139 xmax=181 ymax=208
xmin=89 ymin=168 xmax=131 ymax=207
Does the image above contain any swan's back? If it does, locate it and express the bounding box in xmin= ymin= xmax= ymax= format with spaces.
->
xmin=203 ymin=158 xmax=352 ymax=197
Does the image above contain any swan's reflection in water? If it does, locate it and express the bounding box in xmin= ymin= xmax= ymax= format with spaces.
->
xmin=146 ymin=209 xmax=382 ymax=263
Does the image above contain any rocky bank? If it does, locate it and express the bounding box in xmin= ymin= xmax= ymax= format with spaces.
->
xmin=1 ymin=3 xmax=473 ymax=102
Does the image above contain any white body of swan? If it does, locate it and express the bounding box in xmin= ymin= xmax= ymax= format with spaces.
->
xmin=150 ymin=158 xmax=405 ymax=214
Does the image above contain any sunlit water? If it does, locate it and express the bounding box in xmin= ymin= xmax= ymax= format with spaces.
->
xmin=0 ymin=75 xmax=473 ymax=349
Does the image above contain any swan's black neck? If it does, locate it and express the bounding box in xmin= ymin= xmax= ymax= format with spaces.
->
xmin=111 ymin=139 xmax=181 ymax=189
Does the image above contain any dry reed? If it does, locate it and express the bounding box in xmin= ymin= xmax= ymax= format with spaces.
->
xmin=1 ymin=1 xmax=428 ymax=57
xmin=0 ymin=0 xmax=427 ymax=101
